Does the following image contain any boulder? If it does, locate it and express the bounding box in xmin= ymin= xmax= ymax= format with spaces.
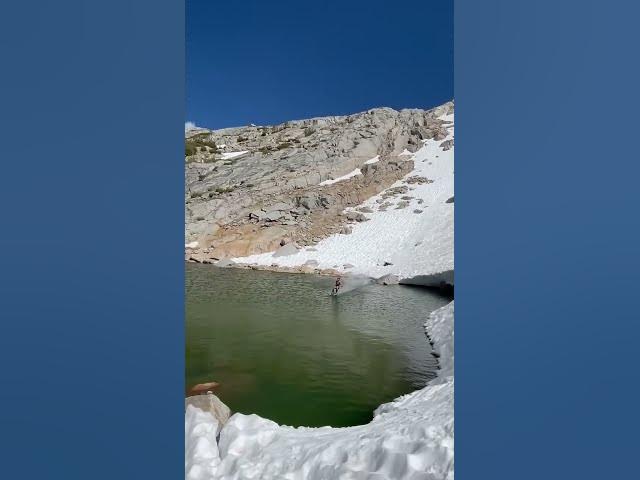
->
xmin=445 ymin=196 xmax=454 ymax=204
xmin=357 ymin=206 xmax=374 ymax=213
xmin=346 ymin=211 xmax=368 ymax=222
xmin=340 ymin=226 xmax=353 ymax=235
xmin=264 ymin=210 xmax=284 ymax=222
xmin=185 ymin=392 xmax=231 ymax=426
xmin=440 ymin=139 xmax=454 ymax=151
xmin=216 ymin=258 xmax=236 ymax=267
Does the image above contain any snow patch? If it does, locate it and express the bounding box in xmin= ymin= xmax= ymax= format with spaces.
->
xmin=364 ymin=155 xmax=380 ymax=165
xmin=220 ymin=151 xmax=249 ymax=160
xmin=319 ymin=168 xmax=363 ymax=186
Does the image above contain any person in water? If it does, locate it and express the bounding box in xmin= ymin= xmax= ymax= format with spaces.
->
xmin=333 ymin=276 xmax=343 ymax=294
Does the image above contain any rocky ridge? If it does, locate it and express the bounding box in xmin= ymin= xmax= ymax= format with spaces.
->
xmin=186 ymin=102 xmax=454 ymax=261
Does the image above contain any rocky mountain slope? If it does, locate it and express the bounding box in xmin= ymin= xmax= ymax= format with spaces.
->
xmin=234 ymin=109 xmax=454 ymax=285
xmin=185 ymin=102 xmax=454 ymax=261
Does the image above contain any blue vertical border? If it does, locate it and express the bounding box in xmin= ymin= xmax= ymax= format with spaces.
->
xmin=0 ymin=2 xmax=184 ymax=479
xmin=2 ymin=1 xmax=639 ymax=479
xmin=457 ymin=1 xmax=639 ymax=478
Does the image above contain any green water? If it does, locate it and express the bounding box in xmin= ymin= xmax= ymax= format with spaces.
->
xmin=186 ymin=263 xmax=451 ymax=427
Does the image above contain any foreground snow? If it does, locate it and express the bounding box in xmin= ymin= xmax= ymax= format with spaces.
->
xmin=233 ymin=114 xmax=454 ymax=283
xmin=185 ymin=302 xmax=454 ymax=480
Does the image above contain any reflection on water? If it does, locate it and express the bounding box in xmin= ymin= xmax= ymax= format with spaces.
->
xmin=186 ymin=263 xmax=450 ymax=427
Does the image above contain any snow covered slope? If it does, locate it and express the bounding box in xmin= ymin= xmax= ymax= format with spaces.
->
xmin=186 ymin=302 xmax=454 ymax=480
xmin=234 ymin=113 xmax=454 ymax=283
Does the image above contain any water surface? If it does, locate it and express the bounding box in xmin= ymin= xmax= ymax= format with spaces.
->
xmin=186 ymin=263 xmax=450 ymax=427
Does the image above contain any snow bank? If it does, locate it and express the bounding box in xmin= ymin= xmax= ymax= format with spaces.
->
xmin=220 ymin=151 xmax=249 ymax=160
xmin=319 ymin=168 xmax=363 ymax=186
xmin=185 ymin=302 xmax=454 ymax=480
xmin=364 ymin=155 xmax=380 ymax=165
xmin=185 ymin=405 xmax=221 ymax=479
xmin=234 ymin=114 xmax=454 ymax=284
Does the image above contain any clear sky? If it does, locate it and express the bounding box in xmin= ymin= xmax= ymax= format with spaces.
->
xmin=187 ymin=0 xmax=453 ymax=129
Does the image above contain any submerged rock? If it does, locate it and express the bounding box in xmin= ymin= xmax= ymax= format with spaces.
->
xmin=190 ymin=381 xmax=220 ymax=394
xmin=216 ymin=258 xmax=236 ymax=267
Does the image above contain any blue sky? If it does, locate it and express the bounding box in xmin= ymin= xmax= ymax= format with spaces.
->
xmin=187 ymin=0 xmax=453 ymax=129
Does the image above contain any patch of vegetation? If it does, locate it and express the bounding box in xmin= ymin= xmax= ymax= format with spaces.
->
xmin=185 ymin=133 xmax=219 ymax=157
xmin=207 ymin=185 xmax=235 ymax=195
xmin=277 ymin=142 xmax=292 ymax=150
xmin=185 ymin=144 xmax=197 ymax=156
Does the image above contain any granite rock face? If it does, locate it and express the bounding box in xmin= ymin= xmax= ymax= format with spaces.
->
xmin=185 ymin=102 xmax=454 ymax=261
